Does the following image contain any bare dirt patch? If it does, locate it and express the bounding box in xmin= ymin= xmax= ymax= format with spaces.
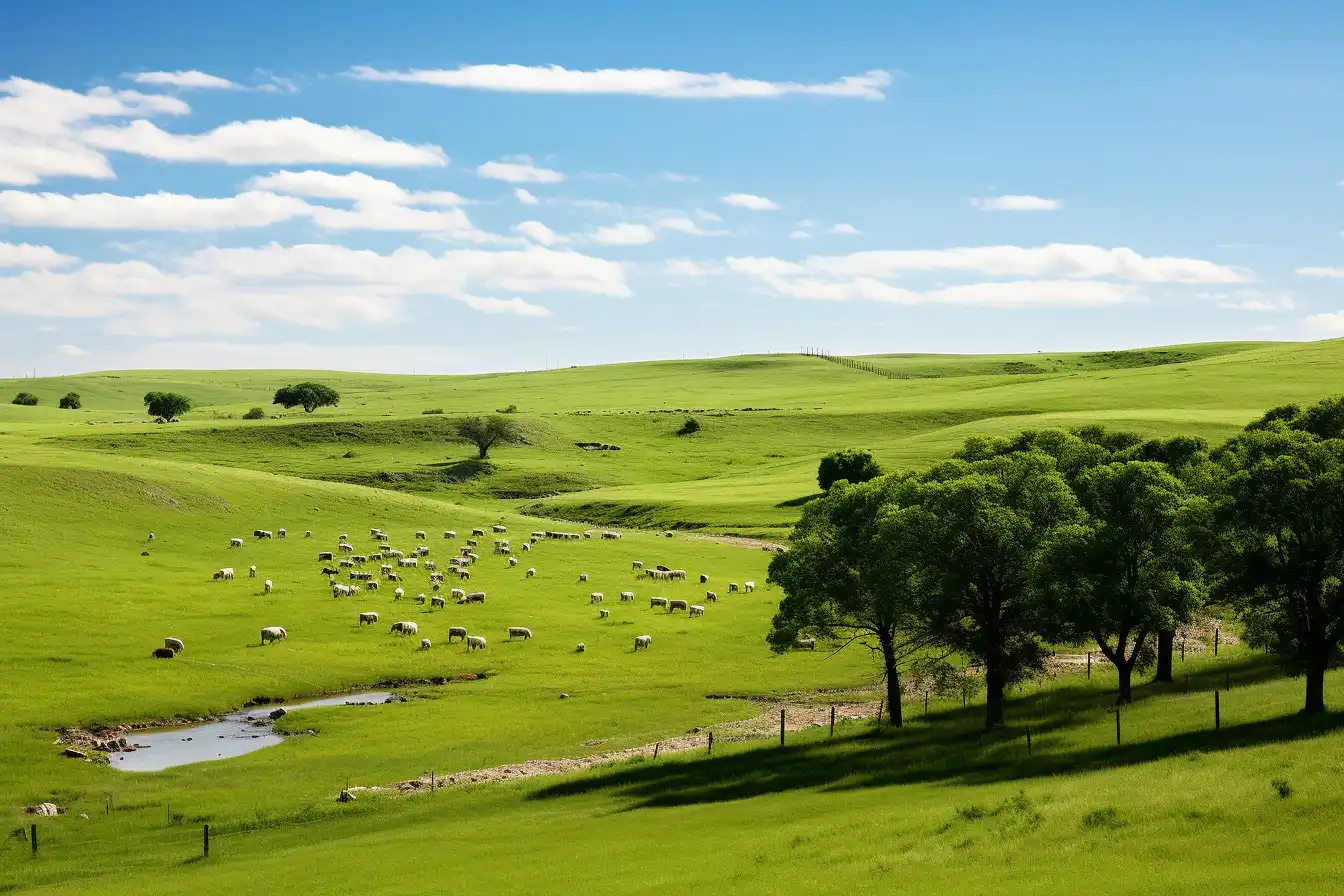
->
xmin=680 ymin=533 xmax=788 ymax=552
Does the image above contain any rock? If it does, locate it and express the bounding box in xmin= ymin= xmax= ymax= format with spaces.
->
xmin=25 ymin=803 xmax=62 ymax=816
xmin=338 ymin=789 xmax=356 ymax=803
xmin=63 ymin=748 xmax=86 ymax=759
xmin=79 ymin=813 xmax=89 ymax=819
xmin=268 ymin=708 xmax=287 ymax=720
xmin=383 ymin=694 xmax=406 ymax=704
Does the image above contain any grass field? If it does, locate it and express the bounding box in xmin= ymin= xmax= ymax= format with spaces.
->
xmin=2 ymin=341 xmax=1343 ymax=892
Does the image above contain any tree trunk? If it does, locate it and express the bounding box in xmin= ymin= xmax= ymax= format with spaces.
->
xmin=1154 ymin=630 xmax=1174 ymax=683
xmin=984 ymin=661 xmax=1006 ymax=729
xmin=878 ymin=629 xmax=903 ymax=728
xmin=1115 ymin=659 xmax=1134 ymax=704
xmin=1303 ymin=655 xmax=1328 ymax=716
xmin=477 ymin=445 xmax=489 ymax=460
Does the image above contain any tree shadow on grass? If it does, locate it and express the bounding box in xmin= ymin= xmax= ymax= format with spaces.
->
xmin=530 ymin=657 xmax=1340 ymax=811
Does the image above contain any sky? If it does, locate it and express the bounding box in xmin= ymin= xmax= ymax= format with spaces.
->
xmin=3 ymin=0 xmax=1344 ymax=376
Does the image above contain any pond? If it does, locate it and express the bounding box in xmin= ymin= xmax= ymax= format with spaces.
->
xmin=109 ymin=692 xmax=395 ymax=772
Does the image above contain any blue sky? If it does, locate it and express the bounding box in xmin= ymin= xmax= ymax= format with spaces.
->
xmin=3 ymin=0 xmax=1344 ymax=375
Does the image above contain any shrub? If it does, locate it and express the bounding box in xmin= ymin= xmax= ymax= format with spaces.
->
xmin=241 ymin=407 xmax=266 ymax=420
xmin=1081 ymin=807 xmax=1124 ymax=829
xmin=422 ymin=408 xmax=444 ymax=415
xmin=676 ymin=417 xmax=700 ymax=436
xmin=11 ymin=392 xmax=38 ymax=406
xmin=58 ymin=392 xmax=81 ymax=410
xmin=817 ymin=448 xmax=882 ymax=491
xmin=1271 ymin=779 xmax=1293 ymax=799
xmin=497 ymin=404 xmax=518 ymax=414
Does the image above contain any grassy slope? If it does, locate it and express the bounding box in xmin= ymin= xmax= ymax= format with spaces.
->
xmin=2 ymin=340 xmax=1344 ymax=892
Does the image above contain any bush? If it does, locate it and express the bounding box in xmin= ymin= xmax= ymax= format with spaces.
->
xmin=422 ymin=408 xmax=444 ymax=415
xmin=241 ymin=407 xmax=267 ymax=420
xmin=1080 ymin=807 xmax=1124 ymax=829
xmin=1271 ymin=779 xmax=1293 ymax=799
xmin=11 ymin=392 xmax=38 ymax=406
xmin=497 ymin=404 xmax=518 ymax=414
xmin=817 ymin=448 xmax=882 ymax=491
xmin=58 ymin=392 xmax=81 ymax=410
xmin=676 ymin=417 xmax=700 ymax=436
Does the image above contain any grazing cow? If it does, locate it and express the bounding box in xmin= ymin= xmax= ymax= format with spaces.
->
xmin=230 ymin=537 xmax=244 ymax=548
xmin=367 ymin=581 xmax=380 ymax=591
xmin=153 ymin=647 xmax=176 ymax=659
xmin=668 ymin=599 xmax=688 ymax=613
xmin=359 ymin=612 xmax=378 ymax=625
xmin=416 ymin=546 xmax=430 ymax=556
xmin=689 ymin=604 xmax=705 ymax=617
xmin=432 ymin=582 xmax=441 ymax=592
xmin=508 ymin=626 xmax=532 ymax=640
xmin=464 ymin=591 xmax=486 ymax=604
xmin=415 ymin=531 xmax=426 ymax=540
xmin=599 ymin=608 xmax=610 ymax=619
xmin=493 ymin=525 xmax=507 ymax=534
xmin=214 ymin=567 xmax=235 ymax=581
xmin=590 ymin=592 xmax=604 ymax=604
xmin=425 ymin=560 xmax=437 ymax=571
xmin=353 ymin=554 xmax=368 ymax=563
xmin=393 ymin=587 xmax=405 ymax=600
xmin=381 ymin=564 xmax=394 ymax=576
xmin=391 ymin=621 xmax=418 ymax=636
xmin=148 ymin=532 xmax=155 ymax=542
xmin=387 ymin=572 xmax=400 ymax=583
xmin=508 ymin=556 xmax=518 ymax=567
xmin=278 ymin=529 xmax=286 ymax=539
xmin=729 ymin=583 xmax=739 ymax=593
xmin=319 ymin=551 xmax=334 ymax=561
xmin=321 ymin=566 xmax=340 ymax=576
xmin=472 ymin=528 xmax=486 ymax=537
xmin=700 ymin=574 xmax=709 ymax=584
xmin=795 ymin=638 xmax=816 ymax=651
xmin=431 ymin=596 xmax=445 ymax=609
xmin=331 ymin=583 xmax=352 ymax=597
xmin=650 ymin=597 xmax=668 ymax=609
xmin=339 ymin=543 xmax=354 ymax=553
xmin=620 ymin=591 xmax=635 ymax=602
xmin=632 ymin=561 xmax=643 ymax=571
xmin=339 ymin=534 xmax=349 ymax=542
xmin=521 ymin=542 xmax=531 ymax=553
xmin=261 ymin=626 xmax=286 ymax=645
xmin=305 ymin=530 xmax=312 ymax=538
xmin=634 ymin=635 xmax=652 ymax=651
xmin=440 ymin=626 xmax=464 ymax=643
xmin=601 ymin=531 xmax=621 ymax=540
xmin=378 ymin=534 xmax=389 ymax=542
xmin=744 ymin=581 xmax=755 ymax=593
xmin=578 ymin=573 xmax=589 ymax=583
xmin=466 ymin=539 xmax=478 ymax=548
xmin=164 ymin=637 xmax=184 ymax=653
xmin=671 ymin=570 xmax=687 ymax=582
xmin=387 ymin=550 xmax=405 ymax=559
xmin=706 ymin=591 xmax=718 ymax=603
xmin=526 ymin=567 xmax=536 ymax=578
xmin=415 ymin=593 xmax=426 ymax=605
xmin=467 ymin=635 xmax=487 ymax=651
xmin=576 ymin=642 xmax=585 ymax=653
xmin=264 ymin=579 xmax=273 ymax=594
xmin=249 ymin=565 xmax=257 ymax=578
xmin=420 ymin=638 xmax=431 ymax=650
xmin=340 ymin=559 xmax=354 ymax=569
xmin=370 ymin=528 xmax=382 ymax=538
xmin=457 ymin=570 xmax=471 ymax=581
xmin=443 ymin=530 xmax=456 ymax=539
xmin=451 ymin=588 xmax=466 ymax=600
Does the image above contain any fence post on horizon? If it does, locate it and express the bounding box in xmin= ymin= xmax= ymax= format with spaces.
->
xmin=1215 ymin=690 xmax=1221 ymax=730
xmin=876 ymin=697 xmax=884 ymax=725
xmin=1087 ymin=652 xmax=1092 ymax=679
xmin=830 ymin=705 xmax=836 ymax=737
xmin=780 ymin=708 xmax=786 ymax=746
xmin=1026 ymin=727 xmax=1032 ymax=756
xmin=203 ymin=824 xmax=209 ymax=859
xmin=707 ymin=732 xmax=714 ymax=756
xmin=924 ymin=693 xmax=929 ymax=717
xmin=30 ymin=824 xmax=37 ymax=857
xmin=1115 ymin=708 xmax=1121 ymax=745
xmin=1181 ymin=640 xmax=1185 ymax=662
xmin=653 ymin=742 xmax=660 ymax=759
xmin=1214 ymin=628 xmax=1220 ymax=656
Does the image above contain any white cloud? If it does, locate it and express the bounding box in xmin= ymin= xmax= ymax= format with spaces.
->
xmin=696 ymin=209 xmax=723 ymax=222
xmin=789 ymin=230 xmax=812 ymax=240
xmin=514 ymin=221 xmax=565 ymax=246
xmin=568 ymin=199 xmax=625 ymax=213
xmin=722 ymin=193 xmax=780 ymax=211
xmin=663 ymin=259 xmax=720 ymax=277
xmin=243 ymin=170 xmax=465 ymax=206
xmin=82 ymin=118 xmax=448 ymax=167
xmin=971 ymin=195 xmax=1062 ymax=212
xmin=0 ymin=77 xmax=188 ymax=185
xmin=124 ymin=70 xmax=239 ymax=90
xmin=1297 ymin=266 xmax=1344 ymax=278
xmin=477 ymin=158 xmax=564 ymax=184
xmin=826 ymin=223 xmax=861 ymax=235
xmin=655 ymin=171 xmax=699 ymax=183
xmin=513 ymin=187 xmax=541 ymax=205
xmin=592 ymin=223 xmax=657 ymax=246
xmin=0 ymin=242 xmax=629 ymax=335
xmin=56 ymin=343 xmax=88 ymax=356
xmin=1211 ymin=290 xmax=1294 ymax=312
xmin=348 ymin=64 xmax=893 ymax=101
xmin=655 ymin=217 xmax=727 ymax=237
xmin=1304 ymin=311 xmax=1344 ymax=333
xmin=0 ymin=242 xmax=77 ymax=269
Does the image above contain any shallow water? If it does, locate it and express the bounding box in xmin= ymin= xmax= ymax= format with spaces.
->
xmin=109 ymin=692 xmax=393 ymax=772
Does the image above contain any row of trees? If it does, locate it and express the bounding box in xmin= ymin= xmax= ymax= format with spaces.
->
xmin=11 ymin=391 xmax=80 ymax=408
xmin=769 ymin=396 xmax=1344 ymax=728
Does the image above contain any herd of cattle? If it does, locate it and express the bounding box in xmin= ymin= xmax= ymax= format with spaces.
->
xmin=164 ymin=524 xmax=777 ymax=660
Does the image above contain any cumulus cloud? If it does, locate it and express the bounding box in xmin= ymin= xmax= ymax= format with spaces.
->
xmin=722 ymin=193 xmax=779 ymax=211
xmin=347 ymin=64 xmax=893 ymax=101
xmin=663 ymin=259 xmax=721 ymax=277
xmin=971 ymin=195 xmax=1062 ymax=212
xmin=1304 ymin=311 xmax=1344 ymax=333
xmin=513 ymin=187 xmax=541 ymax=205
xmin=788 ymin=230 xmax=812 ymax=240
xmin=655 ymin=171 xmax=699 ymax=183
xmin=56 ymin=343 xmax=88 ymax=356
xmin=0 ymin=242 xmax=629 ymax=335
xmin=592 ymin=223 xmax=657 ymax=246
xmin=1297 ymin=266 xmax=1344 ymax=278
xmin=243 ymin=170 xmax=465 ymax=206
xmin=0 ymin=241 xmax=77 ymax=269
xmin=124 ymin=70 xmax=239 ymax=90
xmin=82 ymin=118 xmax=448 ymax=167
xmin=477 ymin=157 xmax=564 ymax=184
xmin=513 ymin=221 xmax=566 ymax=246
xmin=655 ymin=217 xmax=727 ymax=237
xmin=827 ymin=223 xmax=861 ymax=235
xmin=1211 ymin=289 xmax=1295 ymax=312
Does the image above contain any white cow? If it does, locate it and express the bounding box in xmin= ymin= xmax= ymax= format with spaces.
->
xmin=431 ymin=596 xmax=445 ymax=609
xmin=229 ymin=537 xmax=243 ymax=548
xmin=443 ymin=530 xmax=456 ymax=539
xmin=463 ymin=591 xmax=486 ymax=604
xmin=634 ymin=635 xmax=652 ymax=651
xmin=795 ymin=638 xmax=816 ymax=651
xmin=650 ymin=597 xmax=668 ymax=609
xmin=391 ymin=621 xmax=418 ymax=636
xmin=164 ymin=637 xmax=184 ymax=652
xmin=278 ymin=529 xmax=287 ymax=539
xmin=590 ymin=592 xmax=603 ymax=603
xmin=579 ymin=573 xmax=589 ymax=583
xmin=467 ymin=635 xmax=487 ymax=650
xmin=632 ymin=561 xmax=643 ymax=571
xmin=729 ymin=583 xmax=739 ymax=593
xmin=508 ymin=557 xmax=518 ymax=567
xmin=706 ymin=591 xmax=718 ymax=603
xmin=249 ymin=565 xmax=257 ymax=578
xmin=689 ymin=605 xmax=705 ymax=617
xmin=304 ymin=530 xmax=312 ymax=538
xmin=448 ymin=626 xmax=467 ymax=642
xmin=260 ymin=626 xmax=286 ymax=645
xmin=451 ymin=588 xmax=466 ymax=601
xmin=359 ymin=612 xmax=378 ymax=625
xmin=264 ymin=579 xmax=273 ymax=594
xmin=521 ymin=542 xmax=531 ymax=552
xmin=526 ymin=567 xmax=536 ymax=578
xmin=214 ymin=567 xmax=234 ymax=581
xmin=508 ymin=626 xmax=532 ymax=640
xmin=599 ymin=608 xmax=610 ymax=619
xmin=745 ymin=581 xmax=756 ymax=593
xmin=393 ymin=587 xmax=405 ymax=600
xmin=620 ymin=591 xmax=635 ymax=602
xmin=420 ymin=638 xmax=432 ymax=650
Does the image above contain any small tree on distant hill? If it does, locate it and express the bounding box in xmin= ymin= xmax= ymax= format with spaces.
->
xmin=241 ymin=407 xmax=266 ymax=420
xmin=457 ymin=415 xmax=522 ymax=460
xmin=143 ymin=391 xmax=192 ymax=420
xmin=273 ymin=382 xmax=341 ymax=413
xmin=818 ymin=448 xmax=882 ymax=491
xmin=676 ymin=417 xmax=700 ymax=436
xmin=59 ymin=392 xmax=81 ymax=410
xmin=12 ymin=391 xmax=38 ymax=406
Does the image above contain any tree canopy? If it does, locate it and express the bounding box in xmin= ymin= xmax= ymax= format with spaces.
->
xmin=273 ymin=382 xmax=340 ymax=413
xmin=143 ymin=391 xmax=192 ymax=420
xmin=11 ymin=392 xmax=38 ymax=406
xmin=457 ymin=415 xmax=522 ymax=460
xmin=58 ymin=392 xmax=81 ymax=410
xmin=817 ymin=448 xmax=882 ymax=491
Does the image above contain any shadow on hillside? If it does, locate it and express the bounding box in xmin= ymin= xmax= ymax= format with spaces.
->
xmin=775 ymin=493 xmax=824 ymax=509
xmin=530 ymin=657 xmax=1337 ymax=811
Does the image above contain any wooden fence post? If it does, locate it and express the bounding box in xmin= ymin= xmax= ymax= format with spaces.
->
xmin=707 ymin=732 xmax=714 ymax=756
xmin=1214 ymin=628 xmax=1220 ymax=656
xmin=1087 ymin=652 xmax=1092 ymax=679
xmin=829 ymin=705 xmax=835 ymax=737
xmin=1215 ymin=690 xmax=1221 ymax=731
xmin=876 ymin=698 xmax=884 ymax=725
xmin=1115 ymin=708 xmax=1121 ymax=745
xmin=653 ymin=742 xmax=660 ymax=759
xmin=30 ymin=824 xmax=37 ymax=857
xmin=203 ymin=824 xmax=209 ymax=858
xmin=924 ymin=693 xmax=929 ymax=717
xmin=779 ymin=708 xmax=786 ymax=746
xmin=1026 ymin=727 xmax=1032 ymax=756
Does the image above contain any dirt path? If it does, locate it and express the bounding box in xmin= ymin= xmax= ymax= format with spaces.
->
xmin=347 ymin=699 xmax=879 ymax=799
xmin=679 ymin=533 xmax=788 ymax=552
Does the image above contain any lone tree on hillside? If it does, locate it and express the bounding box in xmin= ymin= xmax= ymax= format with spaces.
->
xmin=1211 ymin=397 xmax=1344 ymax=715
xmin=143 ymin=391 xmax=192 ymax=421
xmin=273 ymin=382 xmax=340 ymax=413
xmin=768 ymin=475 xmax=930 ymax=727
xmin=457 ymin=415 xmax=522 ymax=460
xmin=676 ymin=417 xmax=700 ymax=436
xmin=59 ymin=392 xmax=81 ymax=410
xmin=11 ymin=391 xmax=38 ymax=406
xmin=818 ymin=448 xmax=882 ymax=491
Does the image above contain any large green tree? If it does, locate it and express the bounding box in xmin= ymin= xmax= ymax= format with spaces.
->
xmin=273 ymin=382 xmax=340 ymax=413
xmin=457 ymin=415 xmax=522 ymax=460
xmin=817 ymin=448 xmax=883 ymax=491
xmin=767 ymin=476 xmax=928 ymax=726
xmin=1042 ymin=461 xmax=1207 ymax=703
xmin=1212 ymin=402 xmax=1344 ymax=715
xmin=143 ymin=391 xmax=192 ymax=420
xmin=899 ymin=449 xmax=1080 ymax=729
